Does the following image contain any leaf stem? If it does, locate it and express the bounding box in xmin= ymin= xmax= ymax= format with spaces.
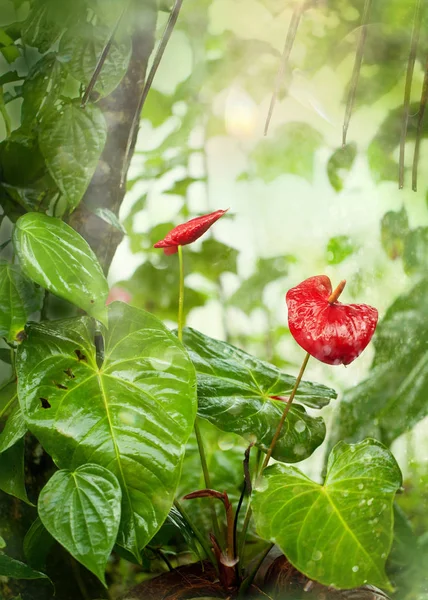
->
xmin=173 ymin=499 xmax=218 ymax=571
xmin=177 ymin=244 xmax=185 ymax=342
xmin=412 ymin=54 xmax=428 ymax=191
xmin=264 ymin=2 xmax=304 ymax=136
xmin=260 ymin=352 xmax=310 ymax=472
xmin=194 ymin=420 xmax=222 ymax=542
xmin=238 ymin=542 xmax=274 ymax=598
xmin=399 ymin=0 xmax=421 ymax=189
xmin=342 ymin=0 xmax=372 ymax=147
xmin=177 ymin=244 xmax=221 ymax=541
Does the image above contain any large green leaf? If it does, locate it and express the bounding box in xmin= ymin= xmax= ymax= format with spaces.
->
xmin=21 ymin=0 xmax=72 ymax=52
xmin=0 ymin=381 xmax=26 ymax=453
xmin=38 ymin=464 xmax=121 ymax=584
xmin=252 ymin=439 xmax=402 ymax=590
xmin=332 ymin=278 xmax=428 ymax=446
xmin=59 ymin=22 xmax=131 ymax=98
xmin=39 ymin=102 xmax=107 ymax=212
xmin=182 ymin=327 xmax=336 ymax=463
xmin=16 ymin=302 xmax=197 ymax=559
xmin=0 ymin=263 xmax=44 ymax=342
xmin=13 ymin=213 xmax=109 ymax=324
xmin=0 ymin=553 xmax=50 ymax=582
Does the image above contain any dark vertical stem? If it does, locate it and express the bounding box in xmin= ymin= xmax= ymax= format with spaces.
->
xmin=81 ymin=3 xmax=129 ymax=108
xmin=342 ymin=0 xmax=372 ymax=147
xmin=412 ymin=54 xmax=428 ymax=191
xmin=399 ymin=0 xmax=422 ymax=189
xmin=264 ymin=2 xmax=304 ymax=136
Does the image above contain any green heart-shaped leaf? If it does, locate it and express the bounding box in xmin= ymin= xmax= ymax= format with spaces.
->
xmin=0 ymin=439 xmax=30 ymax=504
xmin=182 ymin=327 xmax=336 ymax=463
xmin=0 ymin=553 xmax=50 ymax=582
xmin=38 ymin=464 xmax=121 ymax=584
xmin=14 ymin=213 xmax=109 ymax=324
xmin=252 ymin=439 xmax=402 ymax=590
xmin=17 ymin=302 xmax=196 ymax=559
xmin=0 ymin=263 xmax=44 ymax=342
xmin=39 ymin=102 xmax=107 ymax=212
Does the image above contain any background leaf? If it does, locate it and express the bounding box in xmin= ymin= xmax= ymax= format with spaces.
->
xmin=0 ymin=553 xmax=50 ymax=582
xmin=0 ymin=263 xmax=44 ymax=342
xmin=39 ymin=102 xmax=107 ymax=212
xmin=182 ymin=327 xmax=336 ymax=462
xmin=380 ymin=207 xmax=409 ymax=261
xmin=23 ymin=518 xmax=55 ymax=572
xmin=21 ymin=53 xmax=65 ymax=126
xmin=59 ymin=22 xmax=131 ymax=98
xmin=331 ymin=278 xmax=428 ymax=446
xmin=245 ymin=123 xmax=323 ymax=183
xmin=0 ymin=439 xmax=30 ymax=504
xmin=252 ymin=439 xmax=402 ymax=590
xmin=327 ymin=143 xmax=357 ymax=192
xmin=17 ymin=302 xmax=197 ymax=559
xmin=38 ymin=464 xmax=122 ymax=584
xmin=14 ymin=213 xmax=109 ymax=324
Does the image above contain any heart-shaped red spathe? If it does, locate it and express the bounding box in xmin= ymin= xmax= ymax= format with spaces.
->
xmin=286 ymin=275 xmax=378 ymax=366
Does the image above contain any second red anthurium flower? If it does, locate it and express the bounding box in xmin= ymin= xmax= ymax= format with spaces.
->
xmin=154 ymin=209 xmax=228 ymax=255
xmin=286 ymin=275 xmax=378 ymax=366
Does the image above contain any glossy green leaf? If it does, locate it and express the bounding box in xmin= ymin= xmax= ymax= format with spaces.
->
xmin=21 ymin=53 xmax=65 ymax=125
xmin=0 ymin=439 xmax=30 ymax=504
xmin=403 ymin=227 xmax=428 ymax=275
xmin=381 ymin=207 xmax=409 ymax=261
xmin=182 ymin=327 xmax=336 ymax=463
xmin=326 ymin=235 xmax=358 ymax=265
xmin=0 ymin=553 xmax=50 ymax=582
xmin=246 ymin=123 xmax=323 ymax=183
xmin=327 ymin=143 xmax=357 ymax=192
xmin=23 ymin=518 xmax=55 ymax=572
xmin=252 ymin=439 xmax=402 ymax=590
xmin=0 ymin=381 xmax=26 ymax=453
xmin=39 ymin=102 xmax=107 ymax=212
xmin=59 ymin=22 xmax=131 ymax=98
xmin=13 ymin=213 xmax=109 ymax=324
xmin=16 ymin=302 xmax=197 ymax=559
xmin=332 ymin=278 xmax=428 ymax=446
xmin=0 ymin=263 xmax=43 ymax=342
xmin=39 ymin=464 xmax=122 ymax=584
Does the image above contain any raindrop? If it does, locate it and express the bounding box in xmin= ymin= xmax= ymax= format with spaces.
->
xmin=294 ymin=420 xmax=306 ymax=433
xmin=357 ymin=483 xmax=364 ymax=490
xmin=367 ymin=497 xmax=374 ymax=506
xmin=312 ymin=550 xmax=323 ymax=561
xmin=352 ymin=565 xmax=359 ymax=573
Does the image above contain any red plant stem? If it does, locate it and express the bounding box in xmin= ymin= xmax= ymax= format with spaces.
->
xmin=328 ymin=279 xmax=346 ymax=304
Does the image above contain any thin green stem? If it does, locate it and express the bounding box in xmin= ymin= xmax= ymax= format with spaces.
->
xmin=260 ymin=352 xmax=310 ymax=472
xmin=194 ymin=419 xmax=222 ymax=542
xmin=177 ymin=244 xmax=185 ymax=341
xmin=176 ymin=245 xmax=221 ymax=541
xmin=238 ymin=542 xmax=274 ymax=598
xmin=173 ymin=499 xmax=218 ymax=571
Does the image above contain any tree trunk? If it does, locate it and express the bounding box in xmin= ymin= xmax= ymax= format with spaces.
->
xmin=69 ymin=0 xmax=158 ymax=272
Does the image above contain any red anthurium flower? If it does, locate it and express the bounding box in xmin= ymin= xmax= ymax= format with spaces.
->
xmin=153 ymin=209 xmax=228 ymax=254
xmin=286 ymin=275 xmax=378 ymax=366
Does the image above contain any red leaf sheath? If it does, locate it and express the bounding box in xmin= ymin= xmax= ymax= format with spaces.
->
xmin=286 ymin=275 xmax=378 ymax=366
xmin=153 ymin=209 xmax=228 ymax=254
